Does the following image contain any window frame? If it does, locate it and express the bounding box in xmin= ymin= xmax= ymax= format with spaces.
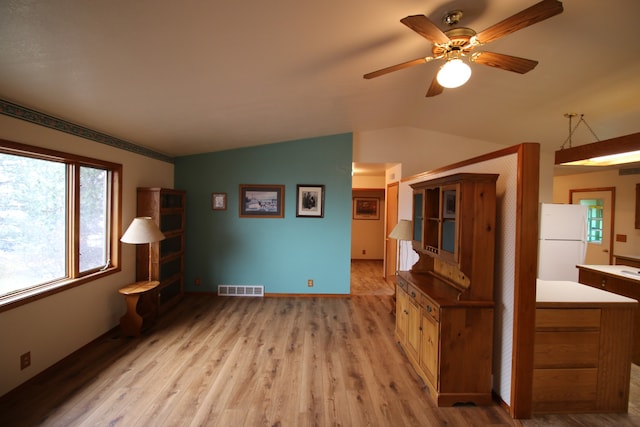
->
xmin=0 ymin=139 xmax=122 ymax=312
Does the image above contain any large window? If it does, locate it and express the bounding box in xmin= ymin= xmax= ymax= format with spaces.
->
xmin=0 ymin=140 xmax=122 ymax=310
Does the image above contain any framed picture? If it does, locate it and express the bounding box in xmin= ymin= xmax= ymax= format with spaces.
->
xmin=239 ymin=184 xmax=284 ymax=218
xmin=443 ymin=190 xmax=456 ymax=218
xmin=296 ymin=185 xmax=324 ymax=218
xmin=212 ymin=192 xmax=227 ymax=210
xmin=353 ymin=197 xmax=379 ymax=220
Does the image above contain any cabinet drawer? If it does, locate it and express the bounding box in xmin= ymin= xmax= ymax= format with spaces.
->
xmin=533 ymin=368 xmax=598 ymax=410
xmin=534 ymin=331 xmax=600 ymax=368
xmin=579 ymin=269 xmax=612 ymax=288
xmin=407 ymin=284 xmax=421 ymax=301
xmin=405 ymin=283 xmax=440 ymax=322
xmin=422 ymin=295 xmax=439 ymax=322
xmin=536 ymin=308 xmax=600 ymax=330
xmin=396 ymin=276 xmax=408 ymax=292
xmin=579 ymin=269 xmax=640 ymax=300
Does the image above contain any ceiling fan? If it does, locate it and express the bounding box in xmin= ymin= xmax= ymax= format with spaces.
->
xmin=363 ymin=0 xmax=564 ymax=97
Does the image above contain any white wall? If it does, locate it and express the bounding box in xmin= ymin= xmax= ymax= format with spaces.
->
xmin=354 ymin=126 xmax=506 ymax=178
xmin=538 ymin=149 xmax=555 ymax=203
xmin=0 ymin=115 xmax=174 ymax=396
xmin=352 ymin=175 xmax=384 ymax=189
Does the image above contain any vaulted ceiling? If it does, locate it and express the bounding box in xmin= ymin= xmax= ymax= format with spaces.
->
xmin=1 ymin=1 xmax=639 ymax=159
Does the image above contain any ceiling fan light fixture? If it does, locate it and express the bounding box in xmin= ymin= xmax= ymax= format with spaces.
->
xmin=436 ymin=58 xmax=472 ymax=88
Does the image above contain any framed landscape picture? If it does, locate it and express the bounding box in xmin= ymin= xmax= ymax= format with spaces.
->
xmin=239 ymin=184 xmax=284 ymax=218
xmin=353 ymin=197 xmax=379 ymax=220
xmin=296 ymin=185 xmax=324 ymax=218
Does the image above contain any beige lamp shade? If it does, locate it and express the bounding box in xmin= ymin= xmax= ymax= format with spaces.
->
xmin=121 ymin=217 xmax=165 ymax=244
xmin=388 ymin=219 xmax=413 ymax=241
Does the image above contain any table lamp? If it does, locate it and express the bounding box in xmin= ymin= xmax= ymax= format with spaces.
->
xmin=388 ymin=219 xmax=413 ymax=272
xmin=121 ymin=217 xmax=166 ymax=282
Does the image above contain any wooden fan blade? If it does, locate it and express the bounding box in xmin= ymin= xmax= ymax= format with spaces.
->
xmin=363 ymin=57 xmax=430 ymax=79
xmin=472 ymin=51 xmax=538 ymax=74
xmin=401 ymin=15 xmax=450 ymax=45
xmin=426 ymin=76 xmax=444 ymax=97
xmin=475 ymin=0 xmax=563 ymax=45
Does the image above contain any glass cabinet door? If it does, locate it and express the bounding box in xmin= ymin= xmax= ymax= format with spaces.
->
xmin=424 ymin=188 xmax=440 ymax=254
xmin=440 ymin=186 xmax=458 ymax=260
xmin=412 ymin=192 xmax=423 ymax=249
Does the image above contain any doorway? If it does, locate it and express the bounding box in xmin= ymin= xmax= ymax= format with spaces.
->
xmin=351 ymin=188 xmax=389 ymax=295
xmin=570 ymin=187 xmax=616 ymax=265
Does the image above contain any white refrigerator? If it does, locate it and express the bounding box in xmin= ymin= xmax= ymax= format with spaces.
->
xmin=537 ymin=203 xmax=588 ymax=282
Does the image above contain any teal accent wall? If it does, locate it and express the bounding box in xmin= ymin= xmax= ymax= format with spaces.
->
xmin=174 ymin=133 xmax=353 ymax=294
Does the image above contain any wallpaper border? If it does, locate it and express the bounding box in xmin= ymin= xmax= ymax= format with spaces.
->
xmin=0 ymin=99 xmax=174 ymax=164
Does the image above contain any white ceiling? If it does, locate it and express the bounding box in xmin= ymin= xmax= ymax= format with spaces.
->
xmin=1 ymin=0 xmax=639 ymax=162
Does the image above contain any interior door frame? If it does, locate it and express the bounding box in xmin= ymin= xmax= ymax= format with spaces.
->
xmin=385 ymin=181 xmax=399 ymax=279
xmin=569 ymin=187 xmax=616 ymax=265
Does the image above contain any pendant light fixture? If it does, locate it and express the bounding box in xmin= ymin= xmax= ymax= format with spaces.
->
xmin=555 ymin=133 xmax=640 ymax=166
xmin=555 ymin=114 xmax=640 ymax=167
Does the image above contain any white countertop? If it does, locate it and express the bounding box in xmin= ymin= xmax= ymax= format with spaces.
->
xmin=537 ymin=279 xmax=638 ymax=304
xmin=578 ymin=264 xmax=640 ymax=282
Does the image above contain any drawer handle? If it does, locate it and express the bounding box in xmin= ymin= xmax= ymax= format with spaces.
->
xmin=601 ymin=278 xmax=607 ymax=287
xmin=426 ymin=305 xmax=433 ymax=313
xmin=411 ymin=291 xmax=416 ymax=298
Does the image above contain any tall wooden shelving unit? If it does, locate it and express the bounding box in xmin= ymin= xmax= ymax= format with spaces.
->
xmin=136 ymin=187 xmax=186 ymax=314
xmin=396 ymin=173 xmax=498 ymax=406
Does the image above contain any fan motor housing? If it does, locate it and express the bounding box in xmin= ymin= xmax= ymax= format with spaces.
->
xmin=432 ymin=27 xmax=476 ymax=56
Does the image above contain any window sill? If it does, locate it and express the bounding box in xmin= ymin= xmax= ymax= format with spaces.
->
xmin=0 ymin=267 xmax=120 ymax=314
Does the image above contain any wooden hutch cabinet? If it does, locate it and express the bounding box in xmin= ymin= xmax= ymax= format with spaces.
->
xmin=396 ymin=173 xmax=498 ymax=406
xmin=136 ymin=187 xmax=186 ymax=313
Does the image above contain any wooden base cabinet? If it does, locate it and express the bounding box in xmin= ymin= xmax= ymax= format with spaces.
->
xmin=533 ymin=305 xmax=636 ymax=413
xmin=396 ymin=273 xmax=494 ymax=406
xmin=577 ymin=265 xmax=640 ymax=364
xmin=419 ymin=308 xmax=438 ymax=387
xmin=406 ymin=292 xmax=421 ymax=362
xmin=395 ymin=286 xmax=409 ymax=343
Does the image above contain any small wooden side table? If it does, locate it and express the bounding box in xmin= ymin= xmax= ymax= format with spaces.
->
xmin=118 ymin=280 xmax=160 ymax=337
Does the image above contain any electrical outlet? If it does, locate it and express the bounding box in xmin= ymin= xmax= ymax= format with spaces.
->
xmin=307 ymin=279 xmax=314 ymax=287
xmin=20 ymin=352 xmax=31 ymax=370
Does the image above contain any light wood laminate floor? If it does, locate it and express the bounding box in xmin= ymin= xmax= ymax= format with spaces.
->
xmin=350 ymin=259 xmax=394 ymax=296
xmin=0 ymin=262 xmax=637 ymax=426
